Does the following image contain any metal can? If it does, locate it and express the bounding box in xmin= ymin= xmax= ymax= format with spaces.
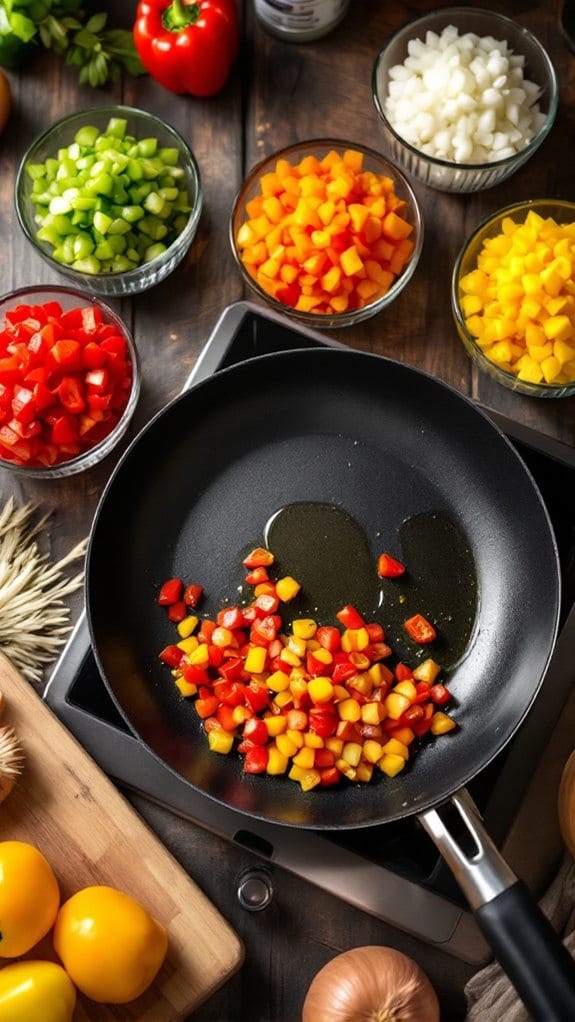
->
xmin=254 ymin=0 xmax=350 ymax=42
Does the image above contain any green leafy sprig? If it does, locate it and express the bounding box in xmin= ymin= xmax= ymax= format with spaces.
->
xmin=0 ymin=0 xmax=145 ymax=86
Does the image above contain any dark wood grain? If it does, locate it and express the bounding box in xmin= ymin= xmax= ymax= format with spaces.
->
xmin=0 ymin=2 xmax=574 ymax=1019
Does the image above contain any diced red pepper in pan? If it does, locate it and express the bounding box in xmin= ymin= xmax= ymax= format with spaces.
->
xmin=377 ymin=553 xmax=406 ymax=578
xmin=403 ymin=613 xmax=437 ymax=645
xmin=242 ymin=547 xmax=275 ymax=569
xmin=157 ymin=578 xmax=183 ymax=606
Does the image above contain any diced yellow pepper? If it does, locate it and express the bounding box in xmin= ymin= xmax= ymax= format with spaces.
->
xmin=325 ymin=737 xmax=344 ymax=757
xmin=188 ymin=642 xmax=209 ymax=666
xmin=292 ymin=747 xmax=315 ymax=769
xmin=177 ymin=635 xmax=199 ymax=654
xmin=379 ymin=752 xmax=406 ymax=777
xmin=363 ymin=739 xmax=384 ymax=764
xmin=265 ymin=715 xmax=287 ymax=737
xmin=299 ymin=769 xmax=321 ymax=791
xmin=412 ymin=658 xmax=441 ymax=685
xmin=337 ymin=697 xmax=362 ymax=722
xmin=381 ymin=738 xmax=409 ymax=760
xmin=267 ymin=746 xmax=289 ymax=775
xmin=384 ymin=692 xmax=411 ymax=720
xmin=175 ymin=677 xmax=197 ymax=698
xmin=341 ymin=627 xmax=369 ymax=653
xmin=361 ymin=701 xmax=386 ymax=725
xmin=394 ymin=680 xmax=416 ymax=701
xmin=177 ymin=614 xmax=198 ymax=638
xmin=430 ymin=712 xmax=457 ymax=735
xmin=276 ymin=733 xmax=300 ymax=758
xmin=308 ymin=677 xmax=335 ymax=704
xmin=292 ymin=618 xmax=317 ymax=640
xmin=244 ymin=645 xmax=267 ymax=674
xmin=303 ymin=732 xmax=324 ymax=749
xmin=276 ymin=576 xmax=302 ymax=602
xmin=208 ymin=729 xmax=234 ymax=755
xmin=267 ymin=670 xmax=290 ymax=693
xmin=335 ymin=758 xmax=357 ymax=781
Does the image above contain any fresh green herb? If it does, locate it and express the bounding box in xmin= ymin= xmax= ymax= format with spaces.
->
xmin=0 ymin=0 xmax=145 ymax=86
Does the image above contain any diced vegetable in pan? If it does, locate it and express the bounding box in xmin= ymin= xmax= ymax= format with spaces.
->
xmin=155 ymin=545 xmax=455 ymax=791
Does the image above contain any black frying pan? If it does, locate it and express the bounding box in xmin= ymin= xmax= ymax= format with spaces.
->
xmin=86 ymin=347 xmax=575 ymax=1019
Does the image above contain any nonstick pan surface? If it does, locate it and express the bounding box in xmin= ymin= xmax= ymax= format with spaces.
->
xmin=86 ymin=346 xmax=560 ymax=831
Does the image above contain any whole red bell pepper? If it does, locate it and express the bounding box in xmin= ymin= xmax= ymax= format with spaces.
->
xmin=133 ymin=0 xmax=239 ymax=97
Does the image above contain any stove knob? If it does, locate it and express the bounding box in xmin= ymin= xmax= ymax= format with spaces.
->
xmin=236 ymin=868 xmax=273 ymax=912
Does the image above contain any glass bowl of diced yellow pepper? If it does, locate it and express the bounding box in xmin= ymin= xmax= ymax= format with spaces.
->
xmin=229 ymin=139 xmax=423 ymax=329
xmin=452 ymin=199 xmax=575 ymax=397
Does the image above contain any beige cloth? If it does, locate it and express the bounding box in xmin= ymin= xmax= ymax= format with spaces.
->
xmin=464 ymin=854 xmax=575 ymax=1020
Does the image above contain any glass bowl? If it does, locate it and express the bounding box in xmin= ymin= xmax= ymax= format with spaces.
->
xmin=229 ymin=138 xmax=423 ymax=329
xmin=0 ymin=284 xmax=141 ymax=476
xmin=15 ymin=106 xmax=203 ymax=297
xmin=372 ymin=7 xmax=558 ymax=193
xmin=452 ymin=199 xmax=575 ymax=398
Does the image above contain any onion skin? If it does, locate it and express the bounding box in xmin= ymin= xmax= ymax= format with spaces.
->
xmin=302 ymin=946 xmax=440 ymax=1022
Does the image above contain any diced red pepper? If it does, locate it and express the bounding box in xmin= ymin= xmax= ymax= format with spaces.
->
xmin=242 ymin=547 xmax=274 ymax=569
xmin=316 ymin=625 xmax=341 ymax=652
xmin=195 ymin=695 xmax=219 ymax=719
xmin=377 ymin=553 xmax=406 ymax=578
xmin=218 ymin=656 xmax=244 ymax=683
xmin=57 ymin=376 xmax=85 ymax=414
xmin=180 ymin=662 xmax=210 ymax=686
xmin=403 ymin=613 xmax=437 ymax=644
xmin=245 ymin=566 xmax=269 ymax=585
xmin=430 ymin=683 xmax=452 ymax=705
xmin=395 ymin=662 xmax=414 ymax=681
xmin=319 ymin=767 xmax=341 ymax=786
xmin=250 ymin=615 xmax=279 ymax=646
xmin=332 ymin=660 xmax=357 ymax=684
xmin=253 ymin=593 xmax=280 ymax=616
xmin=243 ymin=746 xmax=269 ymax=774
xmin=244 ymin=684 xmax=270 ymax=714
xmin=336 ymin=604 xmax=366 ymax=629
xmin=183 ymin=583 xmax=204 ymax=608
xmin=217 ymin=605 xmax=245 ymax=630
xmin=168 ymin=600 xmax=187 ymax=622
xmin=217 ymin=704 xmax=238 ymax=732
xmin=308 ymin=708 xmax=338 ymax=737
xmin=157 ymin=577 xmax=183 ymax=606
xmin=242 ymin=717 xmax=269 ymax=746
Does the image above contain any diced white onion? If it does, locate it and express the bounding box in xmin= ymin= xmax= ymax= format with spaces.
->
xmin=382 ymin=24 xmax=545 ymax=165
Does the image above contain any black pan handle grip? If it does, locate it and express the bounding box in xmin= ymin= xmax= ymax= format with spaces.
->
xmin=420 ymin=789 xmax=575 ymax=1021
xmin=476 ymin=880 xmax=575 ymax=1022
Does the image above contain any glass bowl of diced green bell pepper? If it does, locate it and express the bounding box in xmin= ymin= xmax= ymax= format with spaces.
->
xmin=15 ymin=106 xmax=203 ymax=297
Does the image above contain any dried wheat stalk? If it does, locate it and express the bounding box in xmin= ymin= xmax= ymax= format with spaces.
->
xmin=0 ymin=497 xmax=87 ymax=682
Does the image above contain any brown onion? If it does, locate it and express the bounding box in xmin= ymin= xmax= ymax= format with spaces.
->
xmin=302 ymin=945 xmax=440 ymax=1022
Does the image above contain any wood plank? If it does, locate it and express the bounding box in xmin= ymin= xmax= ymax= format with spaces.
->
xmin=0 ymin=653 xmax=243 ymax=1020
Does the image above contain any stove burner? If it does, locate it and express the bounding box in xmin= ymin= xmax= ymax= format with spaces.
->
xmin=45 ymin=302 xmax=575 ymax=967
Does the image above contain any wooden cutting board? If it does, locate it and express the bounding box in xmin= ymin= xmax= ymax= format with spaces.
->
xmin=0 ymin=652 xmax=244 ymax=1020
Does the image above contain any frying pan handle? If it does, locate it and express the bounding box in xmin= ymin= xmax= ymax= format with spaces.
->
xmin=420 ymin=789 xmax=575 ymax=1021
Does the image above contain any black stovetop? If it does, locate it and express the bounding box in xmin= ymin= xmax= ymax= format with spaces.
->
xmin=45 ymin=301 xmax=575 ymax=967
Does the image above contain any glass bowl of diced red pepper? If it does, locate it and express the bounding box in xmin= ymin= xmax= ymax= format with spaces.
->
xmin=0 ymin=285 xmax=141 ymax=477
xmin=229 ymin=138 xmax=423 ymax=329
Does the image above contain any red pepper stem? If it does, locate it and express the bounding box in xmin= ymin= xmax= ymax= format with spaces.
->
xmin=162 ymin=0 xmax=200 ymax=32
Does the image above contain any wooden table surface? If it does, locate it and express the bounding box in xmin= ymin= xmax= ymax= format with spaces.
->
xmin=1 ymin=1 xmax=574 ymax=1019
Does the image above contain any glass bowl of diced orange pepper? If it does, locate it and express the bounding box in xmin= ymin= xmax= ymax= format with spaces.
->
xmin=229 ymin=139 xmax=423 ymax=328
xmin=452 ymin=199 xmax=575 ymax=397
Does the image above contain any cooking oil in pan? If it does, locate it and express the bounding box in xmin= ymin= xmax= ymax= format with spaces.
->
xmin=265 ymin=501 xmax=379 ymax=625
xmin=261 ymin=501 xmax=477 ymax=668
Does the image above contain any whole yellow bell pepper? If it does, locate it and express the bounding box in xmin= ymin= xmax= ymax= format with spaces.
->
xmin=0 ymin=961 xmax=76 ymax=1022
xmin=53 ymin=885 xmax=168 ymax=1003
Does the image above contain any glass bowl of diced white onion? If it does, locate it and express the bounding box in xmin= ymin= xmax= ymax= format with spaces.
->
xmin=372 ymin=7 xmax=558 ymax=193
